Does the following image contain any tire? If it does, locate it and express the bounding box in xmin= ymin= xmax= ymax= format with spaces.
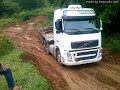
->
xmin=45 ymin=42 xmax=50 ymax=54
xmin=56 ymin=50 xmax=63 ymax=66
xmin=40 ymin=36 xmax=44 ymax=44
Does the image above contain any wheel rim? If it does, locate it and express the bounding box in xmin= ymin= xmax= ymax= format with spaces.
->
xmin=57 ymin=50 xmax=62 ymax=65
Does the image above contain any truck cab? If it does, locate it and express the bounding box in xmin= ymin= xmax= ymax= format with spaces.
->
xmin=39 ymin=5 xmax=102 ymax=66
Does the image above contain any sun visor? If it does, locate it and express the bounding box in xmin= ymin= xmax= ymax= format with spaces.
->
xmin=63 ymin=10 xmax=95 ymax=16
xmin=62 ymin=16 xmax=97 ymax=21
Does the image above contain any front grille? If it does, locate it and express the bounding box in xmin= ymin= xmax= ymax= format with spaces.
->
xmin=77 ymin=50 xmax=97 ymax=56
xmin=71 ymin=40 xmax=98 ymax=49
xmin=75 ymin=50 xmax=98 ymax=61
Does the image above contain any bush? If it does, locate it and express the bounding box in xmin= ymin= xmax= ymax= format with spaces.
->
xmin=103 ymin=33 xmax=120 ymax=52
xmin=12 ymin=10 xmax=37 ymax=21
xmin=38 ymin=7 xmax=54 ymax=17
xmin=0 ymin=36 xmax=14 ymax=56
xmin=12 ymin=7 xmax=54 ymax=21
xmin=0 ymin=0 xmax=20 ymax=16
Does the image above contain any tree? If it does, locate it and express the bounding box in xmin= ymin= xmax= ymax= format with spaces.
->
xmin=0 ymin=0 xmax=4 ymax=15
xmin=0 ymin=0 xmax=20 ymax=16
xmin=19 ymin=0 xmax=44 ymax=10
xmin=19 ymin=0 xmax=36 ymax=10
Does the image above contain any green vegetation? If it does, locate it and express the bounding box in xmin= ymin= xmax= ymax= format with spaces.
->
xmin=0 ymin=36 xmax=14 ymax=56
xmin=0 ymin=1 xmax=54 ymax=89
xmin=0 ymin=18 xmax=18 ymax=29
xmin=0 ymin=49 xmax=51 ymax=90
xmin=0 ymin=36 xmax=51 ymax=90
xmin=0 ymin=7 xmax=53 ymax=28
xmin=103 ymin=33 xmax=120 ymax=53
xmin=1 ymin=0 xmax=119 ymax=33
xmin=11 ymin=7 xmax=53 ymax=21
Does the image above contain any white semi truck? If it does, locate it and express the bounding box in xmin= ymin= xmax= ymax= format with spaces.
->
xmin=38 ymin=5 xmax=103 ymax=66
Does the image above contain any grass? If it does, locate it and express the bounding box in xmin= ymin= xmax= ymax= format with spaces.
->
xmin=0 ymin=48 xmax=51 ymax=90
xmin=0 ymin=29 xmax=51 ymax=90
xmin=0 ymin=17 xmax=18 ymax=28
xmin=102 ymin=33 xmax=120 ymax=53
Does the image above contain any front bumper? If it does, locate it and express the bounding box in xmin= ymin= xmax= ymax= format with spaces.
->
xmin=62 ymin=48 xmax=102 ymax=66
xmin=62 ymin=57 xmax=102 ymax=66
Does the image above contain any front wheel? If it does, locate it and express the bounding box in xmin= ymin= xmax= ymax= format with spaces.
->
xmin=56 ymin=50 xmax=63 ymax=66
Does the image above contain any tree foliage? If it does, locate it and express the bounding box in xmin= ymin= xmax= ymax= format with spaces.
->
xmin=0 ymin=0 xmax=44 ymax=16
xmin=0 ymin=0 xmax=120 ymax=33
xmin=1 ymin=0 xmax=20 ymax=15
xmin=19 ymin=0 xmax=44 ymax=10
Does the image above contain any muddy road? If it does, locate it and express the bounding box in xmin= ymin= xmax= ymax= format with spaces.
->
xmin=5 ymin=16 xmax=120 ymax=90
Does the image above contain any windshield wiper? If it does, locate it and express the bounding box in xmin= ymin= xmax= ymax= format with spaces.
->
xmin=84 ymin=28 xmax=100 ymax=31
xmin=68 ymin=29 xmax=81 ymax=30
xmin=65 ymin=29 xmax=83 ymax=34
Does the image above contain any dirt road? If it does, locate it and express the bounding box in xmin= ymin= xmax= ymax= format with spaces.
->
xmin=5 ymin=16 xmax=120 ymax=90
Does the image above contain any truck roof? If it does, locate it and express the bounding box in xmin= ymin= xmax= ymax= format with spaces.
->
xmin=54 ymin=5 xmax=95 ymax=18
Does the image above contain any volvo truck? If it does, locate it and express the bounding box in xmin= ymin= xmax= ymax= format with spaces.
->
xmin=38 ymin=5 xmax=103 ymax=66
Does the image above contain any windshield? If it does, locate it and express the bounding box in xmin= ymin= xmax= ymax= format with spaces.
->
xmin=63 ymin=19 xmax=100 ymax=35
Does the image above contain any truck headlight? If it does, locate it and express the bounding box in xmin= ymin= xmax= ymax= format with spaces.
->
xmin=98 ymin=48 xmax=102 ymax=58
xmin=67 ymin=52 xmax=72 ymax=59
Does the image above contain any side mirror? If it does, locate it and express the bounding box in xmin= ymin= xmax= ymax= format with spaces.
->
xmin=55 ymin=19 xmax=63 ymax=33
xmin=100 ymin=19 xmax=103 ymax=30
xmin=96 ymin=19 xmax=103 ymax=30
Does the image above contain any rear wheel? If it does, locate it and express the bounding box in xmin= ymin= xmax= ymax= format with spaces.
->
xmin=56 ymin=50 xmax=63 ymax=66
xmin=40 ymin=36 xmax=44 ymax=44
xmin=45 ymin=42 xmax=50 ymax=54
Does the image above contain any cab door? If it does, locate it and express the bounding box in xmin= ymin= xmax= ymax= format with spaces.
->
xmin=54 ymin=19 xmax=63 ymax=46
